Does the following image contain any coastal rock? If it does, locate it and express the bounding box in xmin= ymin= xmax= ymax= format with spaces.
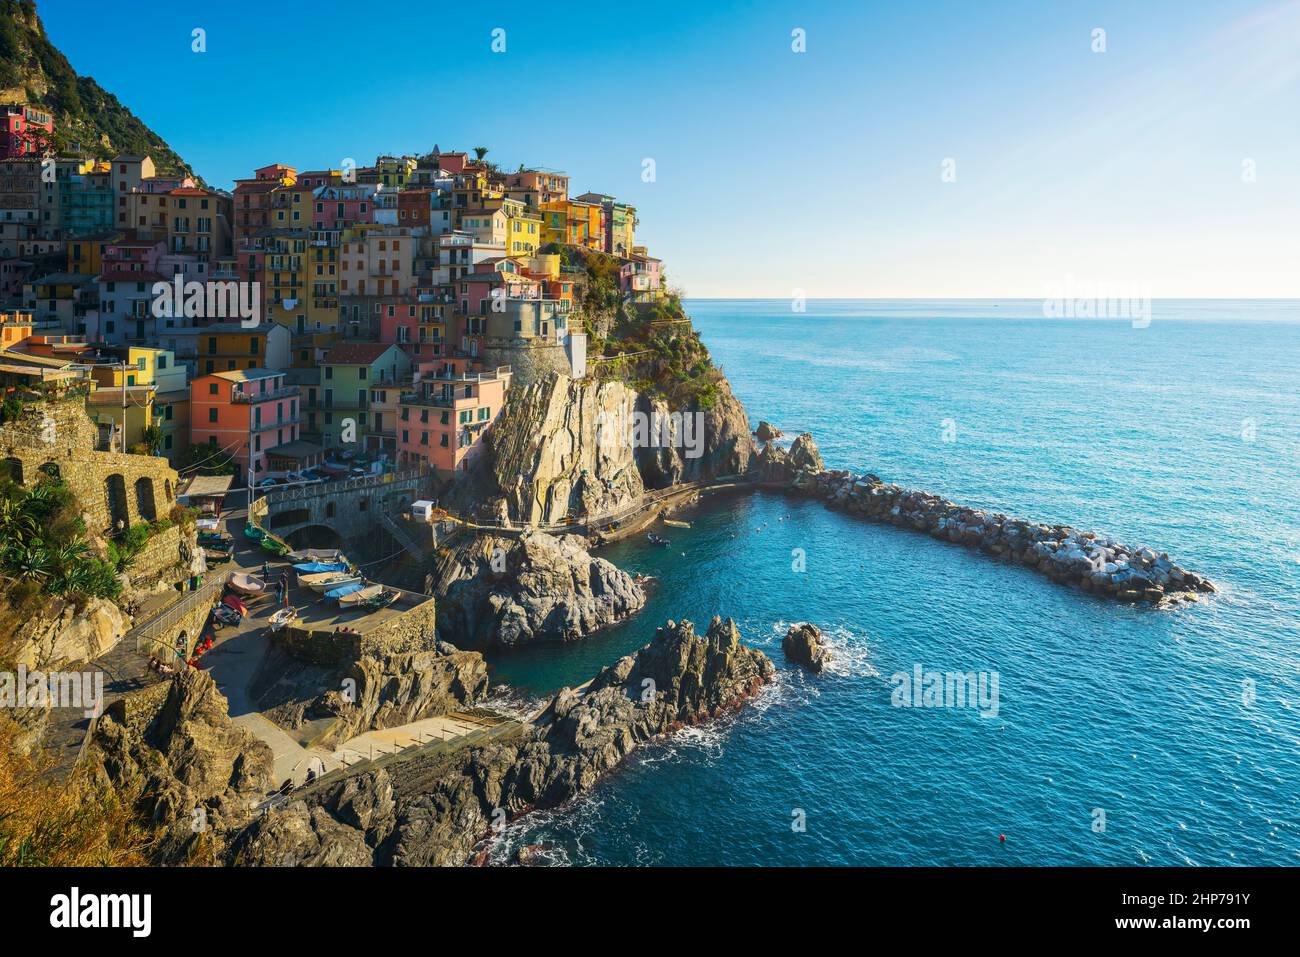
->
xmin=783 ymin=623 xmax=832 ymax=673
xmin=309 ymin=647 xmax=489 ymax=749
xmin=90 ymin=670 xmax=275 ymax=863
xmin=230 ymin=616 xmax=774 ymax=867
xmin=754 ymin=421 xmax=783 ymax=443
xmin=6 ymin=596 xmax=128 ymax=668
xmin=434 ymin=531 xmax=646 ymax=647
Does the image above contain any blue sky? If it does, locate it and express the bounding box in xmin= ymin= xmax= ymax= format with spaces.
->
xmin=39 ymin=0 xmax=1300 ymax=298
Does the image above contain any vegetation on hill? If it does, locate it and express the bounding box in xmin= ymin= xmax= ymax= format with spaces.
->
xmin=0 ymin=468 xmax=122 ymax=621
xmin=549 ymin=244 xmax=727 ymax=409
xmin=0 ymin=0 xmax=197 ymax=178
xmin=0 ymin=717 xmax=150 ymax=866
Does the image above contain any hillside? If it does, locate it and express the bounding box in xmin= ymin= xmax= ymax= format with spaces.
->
xmin=0 ymin=0 xmax=197 ymax=178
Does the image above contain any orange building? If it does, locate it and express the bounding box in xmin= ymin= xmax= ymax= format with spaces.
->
xmin=189 ymin=368 xmax=301 ymax=478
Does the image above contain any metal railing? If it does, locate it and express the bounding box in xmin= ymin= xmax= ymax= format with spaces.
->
xmin=131 ymin=571 xmax=230 ymax=655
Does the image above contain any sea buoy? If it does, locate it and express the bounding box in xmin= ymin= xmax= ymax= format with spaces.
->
xmin=999 ymin=834 xmax=1006 ymax=842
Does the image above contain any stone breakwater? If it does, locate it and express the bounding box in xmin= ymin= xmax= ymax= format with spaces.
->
xmin=767 ymin=435 xmax=1215 ymax=605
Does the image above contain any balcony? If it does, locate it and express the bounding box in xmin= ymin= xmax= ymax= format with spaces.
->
xmin=231 ymin=384 xmax=301 ymax=403
xmin=250 ymin=415 xmax=301 ymax=433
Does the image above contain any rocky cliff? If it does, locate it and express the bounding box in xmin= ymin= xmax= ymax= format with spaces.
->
xmin=229 ymin=616 xmax=773 ymax=866
xmin=90 ymin=670 xmax=275 ymax=864
xmin=433 ymin=530 xmax=646 ymax=648
xmin=452 ymin=370 xmax=755 ymax=527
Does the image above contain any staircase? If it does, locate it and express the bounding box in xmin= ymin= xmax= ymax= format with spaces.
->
xmin=380 ymin=512 xmax=427 ymax=561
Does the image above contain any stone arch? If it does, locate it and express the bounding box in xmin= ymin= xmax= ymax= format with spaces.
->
xmin=268 ymin=507 xmax=311 ymax=530
xmin=39 ymin=461 xmax=59 ymax=480
xmin=285 ymin=525 xmax=344 ymax=549
xmin=1 ymin=457 xmax=21 ymax=484
xmin=105 ymin=474 xmax=129 ymax=530
xmin=135 ymin=476 xmax=157 ymax=522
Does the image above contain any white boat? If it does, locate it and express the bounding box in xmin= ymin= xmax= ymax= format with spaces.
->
xmin=337 ymin=584 xmax=384 ymax=607
xmin=228 ymin=573 xmax=266 ymax=596
xmin=288 ymin=547 xmax=347 ymax=564
xmin=268 ymin=607 xmax=298 ymax=632
xmin=300 ymin=571 xmax=363 ymax=594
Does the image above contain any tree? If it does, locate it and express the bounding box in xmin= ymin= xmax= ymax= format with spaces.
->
xmin=473 ymin=146 xmax=489 ymax=163
xmin=141 ymin=424 xmax=164 ymax=455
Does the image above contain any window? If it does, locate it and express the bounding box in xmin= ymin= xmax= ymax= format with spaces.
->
xmin=208 ymin=382 xmax=218 ymax=395
xmin=208 ymin=408 xmax=218 ymax=423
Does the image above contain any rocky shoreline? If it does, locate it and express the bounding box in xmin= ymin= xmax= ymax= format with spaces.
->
xmin=762 ymin=433 xmax=1215 ymax=605
xmin=229 ymin=616 xmax=773 ymax=866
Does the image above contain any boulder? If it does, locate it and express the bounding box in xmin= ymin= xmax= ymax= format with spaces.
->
xmin=783 ymin=623 xmax=832 ymax=673
xmin=754 ymin=421 xmax=783 ymax=443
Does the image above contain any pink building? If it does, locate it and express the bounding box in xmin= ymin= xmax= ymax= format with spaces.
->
xmin=396 ymin=358 xmax=511 ymax=474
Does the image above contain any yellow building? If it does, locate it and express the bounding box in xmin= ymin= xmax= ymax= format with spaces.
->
xmin=505 ymin=209 xmax=542 ymax=258
xmin=87 ymin=384 xmax=154 ymax=452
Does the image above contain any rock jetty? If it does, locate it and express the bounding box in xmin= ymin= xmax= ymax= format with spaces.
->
xmin=783 ymin=623 xmax=832 ymax=673
xmin=766 ymin=434 xmax=1215 ymax=605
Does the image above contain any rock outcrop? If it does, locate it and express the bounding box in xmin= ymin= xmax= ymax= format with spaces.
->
xmin=90 ymin=670 xmax=275 ymax=863
xmin=303 ymin=647 xmax=489 ymax=749
xmin=758 ymin=431 xmax=825 ymax=484
xmin=779 ymin=453 xmax=1216 ymax=604
xmin=434 ymin=531 xmax=645 ymax=648
xmin=783 ymin=623 xmax=831 ymax=673
xmin=754 ymin=421 xmax=783 ymax=443
xmin=450 ymin=371 xmax=756 ymax=527
xmin=230 ymin=616 xmax=774 ymax=867
xmin=6 ymin=596 xmax=128 ymax=668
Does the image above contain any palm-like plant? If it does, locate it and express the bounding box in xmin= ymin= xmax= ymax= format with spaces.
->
xmin=473 ymin=146 xmax=489 ymax=162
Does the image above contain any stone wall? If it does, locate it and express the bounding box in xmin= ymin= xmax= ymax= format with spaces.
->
xmin=273 ymin=598 xmax=438 ymax=667
xmin=0 ymin=398 xmax=180 ymax=536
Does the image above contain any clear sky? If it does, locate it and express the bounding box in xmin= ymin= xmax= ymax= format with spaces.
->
xmin=38 ymin=0 xmax=1300 ymax=298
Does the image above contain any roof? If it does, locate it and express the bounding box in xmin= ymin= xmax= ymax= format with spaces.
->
xmin=179 ymin=474 xmax=234 ymax=498
xmin=208 ymin=368 xmax=282 ymax=382
xmin=198 ymin=322 xmax=282 ymax=334
xmin=97 ymin=270 xmax=166 ymax=283
xmin=324 ymin=342 xmax=396 ymax=365
xmin=265 ymin=440 xmax=324 ymax=460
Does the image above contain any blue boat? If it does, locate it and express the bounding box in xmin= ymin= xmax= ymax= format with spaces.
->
xmin=325 ymin=581 xmax=366 ymax=600
xmin=293 ymin=561 xmax=348 ymax=574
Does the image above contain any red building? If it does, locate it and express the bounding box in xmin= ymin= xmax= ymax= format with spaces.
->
xmin=1 ymin=105 xmax=53 ymax=159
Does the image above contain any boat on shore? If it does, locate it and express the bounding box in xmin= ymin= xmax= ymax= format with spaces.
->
xmin=301 ymin=571 xmax=364 ymax=594
xmin=662 ymin=518 xmax=692 ymax=529
xmin=337 ymin=583 xmax=383 ymax=607
xmin=229 ymin=573 xmax=266 ymax=596
xmin=288 ymin=548 xmax=346 ymax=564
xmin=268 ymin=606 xmax=297 ymax=632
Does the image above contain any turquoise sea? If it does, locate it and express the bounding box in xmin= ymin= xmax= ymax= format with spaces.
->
xmin=484 ymin=300 xmax=1300 ymax=866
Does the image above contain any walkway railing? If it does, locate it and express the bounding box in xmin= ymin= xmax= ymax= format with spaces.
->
xmin=131 ymin=571 xmax=229 ymax=657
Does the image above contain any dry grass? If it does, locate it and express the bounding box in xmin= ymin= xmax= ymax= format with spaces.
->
xmin=0 ymin=716 xmax=152 ymax=866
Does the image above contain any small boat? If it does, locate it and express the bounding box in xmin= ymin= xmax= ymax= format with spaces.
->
xmin=288 ymin=548 xmax=346 ymax=564
xmin=222 ymin=594 xmax=249 ymax=616
xmin=259 ymin=533 xmax=290 ymax=555
xmin=333 ymin=582 xmax=378 ymax=605
xmin=364 ymin=589 xmax=399 ymax=610
xmin=198 ymin=530 xmax=234 ymax=547
xmin=268 ymin=607 xmax=298 ymax=632
xmin=293 ymin=560 xmax=348 ymax=574
xmin=662 ymin=519 xmax=692 ymax=529
xmin=301 ymin=571 xmax=364 ymax=594
xmin=646 ymin=533 xmax=671 ymax=547
xmin=244 ymin=522 xmax=265 ymax=541
xmin=203 ymin=548 xmax=231 ymax=564
xmin=228 ymin=573 xmax=267 ymax=596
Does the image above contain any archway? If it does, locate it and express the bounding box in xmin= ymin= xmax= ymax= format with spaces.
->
xmin=105 ymin=474 xmax=129 ymax=530
xmin=38 ymin=461 xmax=59 ymax=481
xmin=285 ymin=525 xmax=345 ymax=550
xmin=268 ymin=507 xmax=311 ymax=530
xmin=1 ymin=457 xmax=21 ymax=484
xmin=134 ymin=476 xmax=157 ymax=521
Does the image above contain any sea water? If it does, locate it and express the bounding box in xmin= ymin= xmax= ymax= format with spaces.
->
xmin=484 ymin=300 xmax=1300 ymax=866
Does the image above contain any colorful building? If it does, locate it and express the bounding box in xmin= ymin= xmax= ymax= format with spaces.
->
xmin=189 ymin=368 xmax=301 ymax=478
xmin=396 ymin=359 xmax=512 ymax=474
xmin=1 ymin=105 xmax=53 ymax=159
xmin=313 ymin=342 xmax=412 ymax=451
